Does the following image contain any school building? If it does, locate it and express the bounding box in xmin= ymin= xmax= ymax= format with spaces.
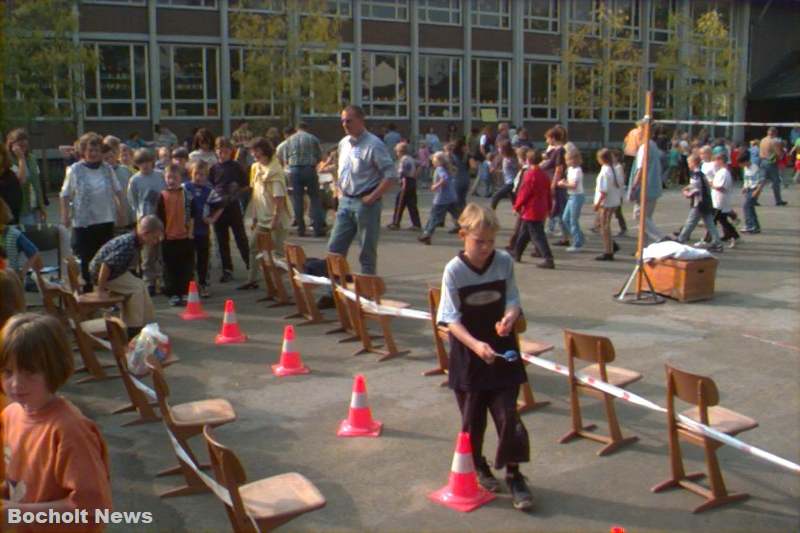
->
xmin=33 ymin=0 xmax=800 ymax=149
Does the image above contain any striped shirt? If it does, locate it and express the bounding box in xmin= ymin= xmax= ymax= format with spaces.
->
xmin=276 ymin=130 xmax=322 ymax=167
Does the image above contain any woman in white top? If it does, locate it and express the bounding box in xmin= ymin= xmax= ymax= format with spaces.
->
xmin=557 ymin=150 xmax=585 ymax=252
xmin=593 ymin=148 xmax=624 ymax=260
xmin=188 ymin=128 xmax=218 ymax=167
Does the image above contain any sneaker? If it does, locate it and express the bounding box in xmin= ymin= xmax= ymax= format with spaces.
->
xmin=386 ymin=223 xmax=400 ymax=230
xmin=506 ymin=472 xmax=534 ymax=511
xmin=418 ymin=235 xmax=432 ymax=245
xmin=694 ymin=241 xmax=711 ymax=249
xmin=728 ymin=238 xmax=738 ymax=249
xmin=740 ymin=227 xmax=755 ymax=233
xmin=199 ymin=284 xmax=210 ymax=299
xmin=595 ymin=253 xmax=614 ymax=261
xmin=475 ymin=457 xmax=501 ymax=493
xmin=168 ymin=295 xmax=182 ymax=307
xmin=616 ymin=229 xmax=627 ymax=238
xmin=219 ymin=271 xmax=233 ymax=283
xmin=554 ymin=239 xmax=570 ymax=247
xmin=709 ymin=243 xmax=724 ymax=253
xmin=536 ymin=259 xmax=555 ymax=269
xmin=565 ymin=246 xmax=582 ymax=253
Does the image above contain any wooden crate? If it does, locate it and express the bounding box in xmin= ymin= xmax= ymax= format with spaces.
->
xmin=642 ymin=257 xmax=718 ymax=302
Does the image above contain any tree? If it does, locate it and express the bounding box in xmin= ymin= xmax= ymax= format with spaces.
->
xmin=557 ymin=1 xmax=643 ymax=146
xmin=1 ymin=0 xmax=96 ymax=135
xmin=229 ymin=0 xmax=345 ymax=127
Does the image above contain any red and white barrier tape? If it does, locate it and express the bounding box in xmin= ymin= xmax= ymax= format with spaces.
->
xmin=129 ymin=374 xmax=157 ymax=402
xmin=521 ymin=353 xmax=800 ymax=475
xmin=652 ymin=119 xmax=799 ymax=128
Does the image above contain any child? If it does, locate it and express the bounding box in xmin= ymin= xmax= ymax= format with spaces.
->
xmin=490 ymin=141 xmax=518 ymax=210
xmin=156 ymin=164 xmax=194 ymax=306
xmin=666 ymin=140 xmax=681 ymax=186
xmin=676 ymin=154 xmax=723 ymax=252
xmin=170 ymin=147 xmax=191 ymax=183
xmin=127 ymin=148 xmax=165 ymax=293
xmin=184 ymin=160 xmax=213 ymax=298
xmin=418 ymin=152 xmax=460 ymax=245
xmin=436 ymin=203 xmax=533 ymax=511
xmin=387 ymin=142 xmax=421 ymax=230
xmin=416 ymin=141 xmax=431 ymax=183
xmin=739 ymin=150 xmax=762 ymax=234
xmin=470 ymin=151 xmax=494 ymax=198
xmin=710 ymin=152 xmax=740 ymax=248
xmin=700 ymin=145 xmax=715 ymax=183
xmin=101 ymin=140 xmax=134 ymax=229
xmin=593 ymin=148 xmax=623 ymax=261
xmin=512 ymin=150 xmax=554 ymax=269
xmin=119 ymin=143 xmax=136 ymax=174
xmin=0 ymin=313 xmax=112 ymax=531
xmin=558 ymin=150 xmax=585 ymax=252
xmin=155 ymin=146 xmax=171 ymax=172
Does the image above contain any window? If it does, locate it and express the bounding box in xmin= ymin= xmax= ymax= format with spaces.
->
xmin=419 ymin=55 xmax=461 ymax=118
xmin=157 ymin=0 xmax=216 ymax=7
xmin=610 ymin=0 xmax=640 ymax=40
xmin=568 ymin=63 xmax=601 ymax=120
xmin=650 ymin=70 xmax=675 ymax=119
xmin=362 ymin=0 xmax=408 ymax=21
xmin=84 ymin=43 xmax=148 ymax=119
xmin=471 ymin=58 xmax=510 ymax=120
xmin=524 ymin=61 xmax=558 ymax=120
xmin=160 ymin=45 xmax=219 ymax=118
xmin=362 ymin=52 xmax=408 ymax=117
xmin=82 ymin=0 xmax=145 ymax=5
xmin=650 ymin=0 xmax=677 ymax=43
xmin=569 ymin=0 xmax=598 ymax=34
xmin=302 ymin=51 xmax=352 ymax=116
xmin=524 ymin=0 xmax=558 ymax=33
xmin=609 ymin=66 xmax=640 ymax=121
xmin=230 ymin=47 xmax=283 ymax=118
xmin=471 ymin=0 xmax=510 ymax=29
xmin=418 ymin=0 xmax=460 ymax=25
xmin=229 ymin=0 xmax=284 ymax=12
xmin=313 ymin=0 xmax=351 ymax=17
xmin=689 ymin=78 xmax=731 ymax=121
xmin=691 ymin=0 xmax=733 ymax=29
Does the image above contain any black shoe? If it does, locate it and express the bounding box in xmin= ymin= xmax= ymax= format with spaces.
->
xmin=418 ymin=235 xmax=432 ymax=245
xmin=613 ymin=241 xmax=620 ymax=253
xmin=476 ymin=458 xmax=501 ymax=493
xmin=595 ymin=253 xmax=614 ymax=261
xmin=317 ymin=294 xmax=335 ymax=310
xmin=776 ymin=201 xmax=788 ymax=206
xmin=219 ymin=271 xmax=233 ymax=283
xmin=386 ymin=223 xmax=400 ymax=230
xmin=530 ymin=248 xmax=542 ymax=258
xmin=536 ymin=259 xmax=555 ymax=269
xmin=236 ymin=282 xmax=258 ymax=290
xmin=506 ymin=472 xmax=534 ymax=511
xmin=447 ymin=227 xmax=460 ymax=234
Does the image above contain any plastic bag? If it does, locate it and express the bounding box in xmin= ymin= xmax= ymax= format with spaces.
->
xmin=126 ymin=323 xmax=171 ymax=376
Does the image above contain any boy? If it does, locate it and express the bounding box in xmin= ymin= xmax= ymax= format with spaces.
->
xmin=710 ymin=152 xmax=740 ymax=248
xmin=418 ymin=152 xmax=460 ymax=245
xmin=740 ymin=150 xmax=762 ymax=234
xmin=171 ymin=147 xmax=191 ymax=182
xmin=387 ymin=142 xmax=421 ymax=230
xmin=155 ymin=146 xmax=171 ymax=172
xmin=101 ymin=140 xmax=134 ymax=228
xmin=156 ymin=164 xmax=194 ymax=306
xmin=676 ymin=154 xmax=723 ymax=252
xmin=184 ymin=160 xmax=213 ymax=297
xmin=512 ymin=150 xmax=554 ymax=268
xmin=436 ymin=203 xmax=533 ymax=512
xmin=127 ymin=148 xmax=164 ymax=293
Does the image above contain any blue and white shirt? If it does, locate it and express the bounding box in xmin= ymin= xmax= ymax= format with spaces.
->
xmin=337 ymin=131 xmax=398 ymax=197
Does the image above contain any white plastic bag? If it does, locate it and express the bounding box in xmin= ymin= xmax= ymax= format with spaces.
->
xmin=126 ymin=323 xmax=171 ymax=377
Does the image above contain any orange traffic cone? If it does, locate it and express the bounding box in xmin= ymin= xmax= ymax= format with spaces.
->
xmin=610 ymin=528 xmax=626 ymax=533
xmin=337 ymin=374 xmax=382 ymax=437
xmin=180 ymin=281 xmax=208 ymax=320
xmin=271 ymin=325 xmax=310 ymax=376
xmin=215 ymin=299 xmax=247 ymax=344
xmin=428 ymin=432 xmax=495 ymax=512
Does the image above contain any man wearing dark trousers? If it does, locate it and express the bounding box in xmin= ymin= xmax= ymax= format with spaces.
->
xmin=277 ymin=122 xmax=326 ymax=237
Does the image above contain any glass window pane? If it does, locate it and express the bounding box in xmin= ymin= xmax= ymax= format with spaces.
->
xmin=160 ymin=46 xmax=172 ymax=99
xmin=174 ymin=47 xmax=204 ymax=100
xmin=101 ymin=102 xmax=134 ymax=116
xmin=134 ymin=45 xmax=147 ymax=99
xmin=100 ymin=45 xmax=132 ymax=100
xmin=135 ymin=102 xmax=147 ymax=116
xmin=206 ymin=48 xmax=218 ymax=99
xmin=175 ymin=102 xmax=204 ymax=116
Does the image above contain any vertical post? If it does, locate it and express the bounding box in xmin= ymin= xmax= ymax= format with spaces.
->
xmin=462 ymin=1 xmax=472 ymax=137
xmin=600 ymin=4 xmax=610 ymax=147
xmin=287 ymin=2 xmax=301 ymax=126
xmin=410 ymin=0 xmax=420 ymax=146
xmin=733 ymin=1 xmax=750 ymax=143
xmin=640 ymin=0 xmax=652 ymax=114
xmin=220 ymin=0 xmax=231 ymax=137
xmin=558 ymin=0 xmax=569 ymax=126
xmin=511 ymin=0 xmax=524 ymax=129
xmin=352 ymin=0 xmax=362 ymax=106
xmin=635 ymin=91 xmax=653 ymax=296
xmin=72 ymin=1 xmax=84 ymax=136
xmin=677 ymin=0 xmax=690 ymax=130
xmin=148 ymin=0 xmax=161 ymax=129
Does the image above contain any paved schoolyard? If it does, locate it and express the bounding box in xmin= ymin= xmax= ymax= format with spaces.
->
xmin=52 ymin=181 xmax=799 ymax=533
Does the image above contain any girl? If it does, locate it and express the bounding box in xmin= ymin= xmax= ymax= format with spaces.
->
xmin=559 ymin=150 xmax=585 ymax=252
xmin=189 ymin=128 xmax=218 ymax=167
xmin=540 ymin=126 xmax=568 ymax=241
xmin=1 ymin=313 xmax=112 ymax=532
xmin=6 ymin=129 xmax=46 ymax=226
xmin=490 ymin=141 xmax=518 ymax=210
xmin=416 ymin=141 xmax=431 ymax=183
xmin=512 ymin=150 xmax=554 ymax=269
xmin=418 ymin=152 xmax=460 ymax=245
xmin=593 ymin=149 xmax=623 ymax=261
xmin=184 ymin=160 xmax=213 ymax=298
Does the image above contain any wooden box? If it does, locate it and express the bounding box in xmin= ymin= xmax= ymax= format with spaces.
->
xmin=642 ymin=257 xmax=718 ymax=302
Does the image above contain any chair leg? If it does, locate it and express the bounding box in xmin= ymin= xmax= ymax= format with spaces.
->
xmin=652 ymin=428 xmax=703 ymax=493
xmin=158 ymin=462 xmax=210 ymax=499
xmin=597 ymin=394 xmax=638 ymax=456
xmin=559 ymin=382 xmax=596 ymax=444
xmin=516 ymin=382 xmax=550 ymax=413
xmin=376 ymin=317 xmax=410 ymax=362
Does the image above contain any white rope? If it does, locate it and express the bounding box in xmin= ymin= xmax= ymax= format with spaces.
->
xmin=652 ymin=119 xmax=799 ymax=128
xmin=128 ymin=374 xmax=157 ymax=402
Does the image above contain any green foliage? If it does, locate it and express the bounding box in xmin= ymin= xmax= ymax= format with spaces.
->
xmin=1 ymin=0 xmax=96 ymax=133
xmin=230 ymin=0 xmax=344 ymax=124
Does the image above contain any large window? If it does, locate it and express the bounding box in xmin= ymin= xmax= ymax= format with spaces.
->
xmin=85 ymin=43 xmax=148 ymax=119
xmin=610 ymin=0 xmax=640 ymax=40
xmin=524 ymin=0 xmax=558 ymax=33
xmin=228 ymin=0 xmax=284 ymax=12
xmin=418 ymin=0 xmax=460 ymax=25
xmin=157 ymin=0 xmax=216 ymax=7
xmin=160 ymin=45 xmax=219 ymax=118
xmin=569 ymin=0 xmax=598 ymax=34
xmin=650 ymin=0 xmax=677 ymax=43
xmin=362 ymin=0 xmax=408 ymax=21
xmin=419 ymin=55 xmax=461 ymax=118
xmin=303 ymin=51 xmax=352 ymax=116
xmin=568 ymin=63 xmax=601 ymax=120
xmin=471 ymin=58 xmax=510 ymax=120
xmin=230 ymin=47 xmax=282 ymax=118
xmin=471 ymin=0 xmax=510 ymax=29
xmin=609 ymin=66 xmax=640 ymax=121
xmin=82 ymin=0 xmax=145 ymax=5
xmin=524 ymin=61 xmax=558 ymax=120
xmin=362 ymin=52 xmax=408 ymax=117
xmin=650 ymin=70 xmax=675 ymax=119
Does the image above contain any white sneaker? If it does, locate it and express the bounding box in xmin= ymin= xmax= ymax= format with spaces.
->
xmin=694 ymin=241 xmax=710 ymax=249
xmin=565 ymin=246 xmax=582 ymax=253
xmin=729 ymin=238 xmax=738 ymax=248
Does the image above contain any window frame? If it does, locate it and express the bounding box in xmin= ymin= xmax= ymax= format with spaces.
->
xmin=361 ymin=0 xmax=409 ymax=22
xmin=471 ymin=0 xmax=511 ymax=30
xmin=81 ymin=0 xmax=145 ymax=5
xmin=418 ymin=0 xmax=461 ymax=26
xmin=156 ymin=0 xmax=218 ymax=9
xmin=569 ymin=0 xmax=599 ymax=35
xmin=608 ymin=65 xmax=641 ymax=122
xmin=609 ymin=0 xmax=641 ymax=41
xmin=523 ymin=60 xmax=558 ymax=121
xmin=650 ymin=69 xmax=675 ymax=119
xmin=84 ymin=41 xmax=150 ymax=120
xmin=228 ymin=0 xmax=285 ymax=14
xmin=361 ymin=51 xmax=409 ymax=119
xmin=302 ymin=50 xmax=353 ymax=117
xmin=523 ymin=0 xmax=559 ymax=34
xmin=419 ymin=54 xmax=462 ymax=119
xmin=649 ymin=0 xmax=677 ymax=43
xmin=567 ymin=62 xmax=601 ymax=121
xmin=160 ymin=44 xmax=220 ymax=119
xmin=229 ymin=46 xmax=282 ymax=119
xmin=471 ymin=57 xmax=511 ymax=121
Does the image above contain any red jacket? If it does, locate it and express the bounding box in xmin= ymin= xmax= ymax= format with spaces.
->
xmin=513 ymin=166 xmax=552 ymax=222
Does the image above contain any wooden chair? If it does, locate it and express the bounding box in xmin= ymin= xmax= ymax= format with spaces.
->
xmin=324 ymin=253 xmax=361 ymax=342
xmin=283 ymin=243 xmax=331 ymax=326
xmin=652 ymin=364 xmax=758 ymax=513
xmin=145 ymin=356 xmax=238 ymax=499
xmin=559 ymin=330 xmax=642 ymax=456
xmin=64 ymin=255 xmax=82 ymax=294
xmin=33 ymin=270 xmax=65 ymax=322
xmin=423 ymin=287 xmax=450 ymax=379
xmin=350 ymin=274 xmax=411 ymax=362
xmin=202 ymin=426 xmax=326 ymax=533
xmin=60 ymin=289 xmax=119 ymax=384
xmin=255 ymin=231 xmax=291 ymax=308
xmin=105 ymin=317 xmax=161 ymax=427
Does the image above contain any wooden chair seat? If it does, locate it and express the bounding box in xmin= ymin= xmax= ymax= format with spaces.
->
xmin=519 ymin=338 xmax=555 ymax=356
xmin=680 ymin=406 xmax=758 ymax=436
xmin=239 ymin=472 xmax=326 ymax=521
xmin=365 ymin=298 xmax=410 ymax=310
xmin=170 ymin=399 xmax=237 ymax=427
xmin=583 ymin=363 xmax=643 ymax=389
xmin=81 ymin=318 xmax=109 ymax=338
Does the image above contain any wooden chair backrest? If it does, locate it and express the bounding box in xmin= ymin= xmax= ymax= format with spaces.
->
xmin=353 ymin=274 xmax=386 ymax=305
xmin=284 ymin=243 xmax=307 ymax=274
xmin=326 ymin=253 xmax=350 ymax=289
xmin=563 ymin=329 xmax=616 ymax=364
xmin=34 ymin=270 xmax=61 ymax=315
xmin=203 ymin=425 xmax=252 ymax=532
xmin=665 ymin=363 xmax=720 ymax=409
xmin=105 ymin=317 xmax=130 ymax=369
xmin=428 ymin=287 xmax=441 ymax=325
xmin=59 ymin=288 xmax=83 ymax=325
xmin=64 ymin=256 xmax=81 ymax=293
xmin=145 ymin=356 xmax=174 ymax=425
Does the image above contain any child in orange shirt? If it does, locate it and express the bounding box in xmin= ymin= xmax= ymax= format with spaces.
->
xmin=1 ymin=313 xmax=112 ymax=532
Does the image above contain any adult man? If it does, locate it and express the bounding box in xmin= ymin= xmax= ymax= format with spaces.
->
xmin=383 ymin=123 xmax=402 ymax=158
xmin=90 ymin=215 xmax=163 ymax=338
xmin=623 ymin=121 xmax=644 ymax=181
xmin=277 ymin=122 xmax=325 ymax=237
xmin=759 ymin=127 xmax=787 ymax=206
xmin=628 ymin=138 xmax=665 ymax=246
xmin=328 ymin=106 xmax=397 ymax=274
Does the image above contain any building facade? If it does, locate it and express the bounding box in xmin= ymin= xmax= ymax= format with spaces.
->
xmin=41 ymin=0 xmax=753 ymax=147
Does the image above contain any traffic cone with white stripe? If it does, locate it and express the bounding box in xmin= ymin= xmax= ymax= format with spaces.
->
xmin=428 ymin=432 xmax=495 ymax=512
xmin=179 ymin=281 xmax=208 ymax=320
xmin=337 ymin=374 xmax=382 ymax=437
xmin=271 ymin=325 xmax=310 ymax=376
xmin=215 ymin=299 xmax=247 ymax=344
